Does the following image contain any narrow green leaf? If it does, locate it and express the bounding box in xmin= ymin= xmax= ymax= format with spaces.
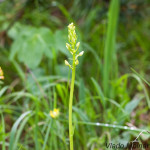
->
xmin=9 ymin=111 xmax=32 ymax=150
xmin=91 ymin=77 xmax=105 ymax=108
xmin=103 ymin=0 xmax=120 ymax=96
xmin=1 ymin=113 xmax=6 ymax=150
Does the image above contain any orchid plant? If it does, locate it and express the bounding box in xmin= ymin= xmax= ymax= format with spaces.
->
xmin=65 ymin=23 xmax=84 ymax=150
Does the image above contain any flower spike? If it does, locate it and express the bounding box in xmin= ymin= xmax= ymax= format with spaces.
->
xmin=64 ymin=23 xmax=84 ymax=150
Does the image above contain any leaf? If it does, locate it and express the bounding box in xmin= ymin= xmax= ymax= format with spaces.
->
xmin=9 ymin=24 xmax=55 ymax=68
xmin=1 ymin=112 xmax=5 ymax=150
xmin=79 ymin=78 xmax=85 ymax=104
xmin=37 ymin=27 xmax=55 ymax=59
xmin=103 ymin=0 xmax=120 ymax=96
xmin=0 ymin=86 xmax=8 ymax=97
xmin=17 ymin=34 xmax=44 ymax=68
xmin=125 ymin=94 xmax=143 ymax=114
xmin=9 ymin=111 xmax=32 ymax=150
xmin=91 ymin=77 xmax=105 ymax=108
xmin=9 ymin=37 xmax=23 ymax=61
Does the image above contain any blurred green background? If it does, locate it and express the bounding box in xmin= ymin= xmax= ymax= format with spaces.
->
xmin=0 ymin=0 xmax=150 ymax=149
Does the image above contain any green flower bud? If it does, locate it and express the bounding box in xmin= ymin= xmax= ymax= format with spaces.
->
xmin=68 ymin=22 xmax=77 ymax=47
xmin=68 ymin=23 xmax=75 ymax=31
xmin=65 ymin=23 xmax=84 ymax=70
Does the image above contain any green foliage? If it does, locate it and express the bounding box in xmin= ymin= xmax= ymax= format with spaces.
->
xmin=103 ymin=0 xmax=120 ymax=96
xmin=8 ymin=23 xmax=69 ymax=70
xmin=9 ymin=24 xmax=54 ymax=68
xmin=0 ymin=0 xmax=150 ymax=150
xmin=9 ymin=111 xmax=32 ymax=150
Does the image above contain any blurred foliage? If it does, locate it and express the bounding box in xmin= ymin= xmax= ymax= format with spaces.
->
xmin=0 ymin=0 xmax=150 ymax=149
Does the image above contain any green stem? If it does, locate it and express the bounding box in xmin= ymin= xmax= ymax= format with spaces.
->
xmin=69 ymin=54 xmax=76 ymax=150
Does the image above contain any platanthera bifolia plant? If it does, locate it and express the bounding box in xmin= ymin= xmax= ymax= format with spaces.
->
xmin=65 ymin=23 xmax=84 ymax=150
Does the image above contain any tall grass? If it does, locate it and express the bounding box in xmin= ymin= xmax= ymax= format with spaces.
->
xmin=103 ymin=0 xmax=120 ymax=97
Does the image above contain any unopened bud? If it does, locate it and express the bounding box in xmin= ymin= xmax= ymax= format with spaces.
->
xmin=78 ymin=51 xmax=84 ymax=56
xmin=76 ymin=42 xmax=80 ymax=49
xmin=66 ymin=43 xmax=70 ymax=50
xmin=68 ymin=23 xmax=75 ymax=31
xmin=65 ymin=60 xmax=70 ymax=66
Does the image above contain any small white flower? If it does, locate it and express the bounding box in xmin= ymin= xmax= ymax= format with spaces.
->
xmin=68 ymin=23 xmax=75 ymax=31
xmin=66 ymin=43 xmax=70 ymax=50
xmin=78 ymin=51 xmax=84 ymax=56
xmin=75 ymin=51 xmax=84 ymax=60
xmin=65 ymin=60 xmax=70 ymax=66
xmin=76 ymin=42 xmax=80 ymax=49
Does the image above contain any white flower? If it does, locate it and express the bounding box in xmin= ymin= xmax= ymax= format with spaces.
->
xmin=68 ymin=23 xmax=75 ymax=31
xmin=66 ymin=43 xmax=70 ymax=50
xmin=75 ymin=51 xmax=84 ymax=60
xmin=78 ymin=51 xmax=84 ymax=56
xmin=65 ymin=60 xmax=70 ymax=66
xmin=76 ymin=42 xmax=80 ymax=49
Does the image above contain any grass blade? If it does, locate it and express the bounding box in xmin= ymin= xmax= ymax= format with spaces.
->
xmin=103 ymin=0 xmax=120 ymax=96
xmin=1 ymin=113 xmax=6 ymax=150
xmin=42 ymin=120 xmax=52 ymax=150
xmin=91 ymin=77 xmax=105 ymax=108
xmin=9 ymin=111 xmax=31 ymax=150
xmin=13 ymin=115 xmax=32 ymax=149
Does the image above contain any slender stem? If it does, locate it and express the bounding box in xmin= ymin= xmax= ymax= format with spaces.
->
xmin=69 ymin=54 xmax=76 ymax=150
